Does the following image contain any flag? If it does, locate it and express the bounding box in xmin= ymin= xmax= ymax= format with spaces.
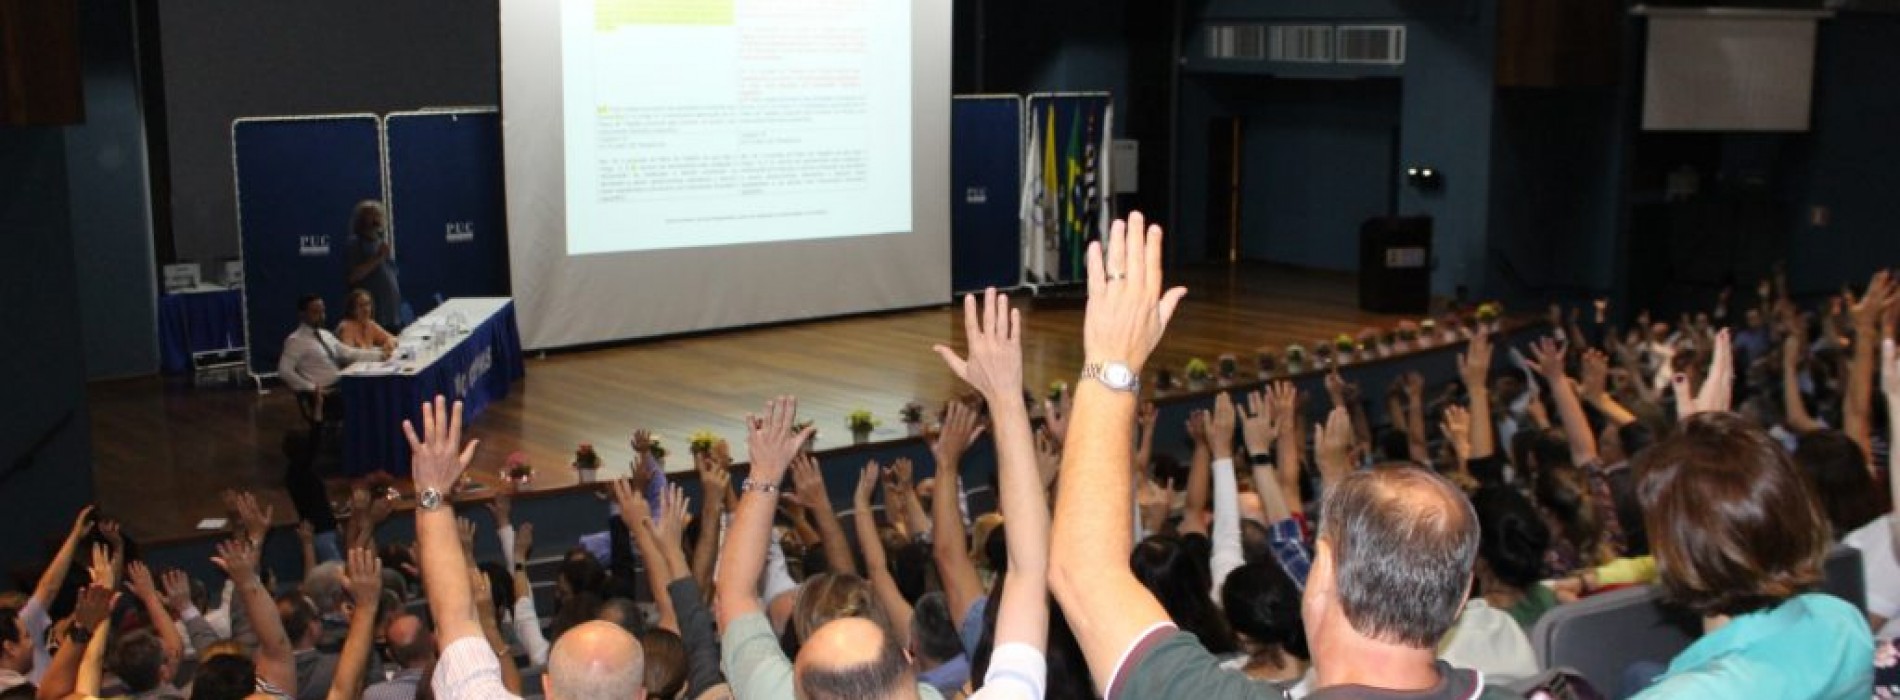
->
xmin=1020 ymin=109 xmax=1044 ymax=284
xmin=1099 ymin=103 xmax=1114 ymax=242
xmin=1080 ymin=111 xmax=1100 ymax=259
xmin=1064 ymin=107 xmax=1083 ymax=280
xmin=1041 ymin=104 xmax=1059 ymax=283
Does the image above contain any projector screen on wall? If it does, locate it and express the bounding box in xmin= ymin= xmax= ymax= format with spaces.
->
xmin=501 ymin=0 xmax=951 ymax=349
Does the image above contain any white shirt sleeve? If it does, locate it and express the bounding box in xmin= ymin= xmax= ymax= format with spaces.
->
xmin=1209 ymin=458 xmax=1244 ymax=600
xmin=970 ymin=642 xmax=1047 ymax=700
xmin=761 ymin=533 xmax=799 ymax=603
xmin=496 ymin=525 xmax=516 ymax=571
xmin=23 ymin=597 xmax=50 ymax=684
xmin=278 ymin=332 xmax=317 ymax=392
xmin=512 ymin=596 xmax=551 ymax=667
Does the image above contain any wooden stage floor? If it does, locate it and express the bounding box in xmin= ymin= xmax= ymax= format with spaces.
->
xmin=88 ymin=263 xmax=1416 ymax=543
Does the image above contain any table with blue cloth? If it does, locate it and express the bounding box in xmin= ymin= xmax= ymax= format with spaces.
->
xmin=340 ymin=298 xmax=525 ymax=476
xmin=158 ymin=288 xmax=245 ymax=375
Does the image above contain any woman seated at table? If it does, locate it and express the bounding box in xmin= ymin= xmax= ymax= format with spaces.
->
xmin=337 ymin=288 xmax=397 ymax=353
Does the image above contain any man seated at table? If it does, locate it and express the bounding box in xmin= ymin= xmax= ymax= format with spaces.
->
xmin=280 ymin=293 xmax=388 ymax=422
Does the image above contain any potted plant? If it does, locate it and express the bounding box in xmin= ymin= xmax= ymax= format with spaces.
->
xmin=900 ymin=401 xmax=926 ymax=436
xmin=689 ymin=430 xmax=719 ymax=457
xmin=1476 ymin=302 xmax=1503 ymax=334
xmin=1396 ymin=321 xmax=1419 ymax=352
xmin=1217 ymin=354 xmax=1239 ymax=386
xmin=1047 ymin=381 xmax=1069 ymax=403
xmin=573 ymin=443 xmax=600 ymax=482
xmin=1313 ymin=341 xmax=1334 ymax=369
xmin=1255 ymin=349 xmax=1278 ymax=380
xmin=1376 ymin=330 xmax=1397 ymax=358
xmin=504 ymin=451 xmax=534 ymax=486
xmin=1418 ymin=319 xmax=1439 ymax=348
xmin=1184 ymin=358 xmax=1212 ymax=391
xmin=1154 ymin=369 xmax=1176 ymax=394
xmin=1284 ymin=344 xmax=1308 ymax=374
xmin=847 ymin=410 xmax=878 ymax=444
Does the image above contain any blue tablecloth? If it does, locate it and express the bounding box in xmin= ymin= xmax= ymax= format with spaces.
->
xmin=341 ymin=299 xmax=525 ymax=476
xmin=158 ymin=289 xmax=246 ymax=375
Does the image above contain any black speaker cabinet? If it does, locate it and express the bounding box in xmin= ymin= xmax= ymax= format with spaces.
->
xmin=1358 ymin=216 xmax=1432 ymax=315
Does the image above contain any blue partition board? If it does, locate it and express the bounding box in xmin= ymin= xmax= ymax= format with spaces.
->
xmin=951 ymin=97 xmax=1024 ymax=292
xmin=385 ymin=111 xmax=510 ymax=316
xmin=233 ymin=116 xmax=385 ymax=376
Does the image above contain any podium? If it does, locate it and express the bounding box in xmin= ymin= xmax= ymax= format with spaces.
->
xmin=1358 ymin=216 xmax=1433 ymax=314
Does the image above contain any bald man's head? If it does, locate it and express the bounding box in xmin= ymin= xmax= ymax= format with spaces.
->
xmin=385 ymin=614 xmax=435 ymax=669
xmin=793 ymin=617 xmax=916 ymax=700
xmin=1311 ymin=466 xmax=1478 ymax=649
xmin=545 ymin=620 xmax=646 ymax=700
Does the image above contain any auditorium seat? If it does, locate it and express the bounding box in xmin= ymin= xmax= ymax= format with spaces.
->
xmin=1527 ymin=585 xmax=1697 ymax=694
xmin=1820 ymin=544 xmax=1866 ymax=611
xmin=1529 ymin=546 xmax=1868 ymax=694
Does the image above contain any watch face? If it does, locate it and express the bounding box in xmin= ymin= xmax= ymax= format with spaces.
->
xmin=418 ymin=488 xmax=441 ymax=510
xmin=1103 ymin=364 xmax=1136 ymax=388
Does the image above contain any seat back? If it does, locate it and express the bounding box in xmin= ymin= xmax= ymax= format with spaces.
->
xmin=1820 ymin=544 xmax=1866 ymax=611
xmin=1528 ymin=585 xmax=1697 ymax=693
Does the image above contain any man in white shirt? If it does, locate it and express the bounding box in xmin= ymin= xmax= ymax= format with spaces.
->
xmin=279 ymin=294 xmax=385 ymax=419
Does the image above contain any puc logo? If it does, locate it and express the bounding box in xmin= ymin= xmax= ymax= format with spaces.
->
xmin=299 ymin=234 xmax=330 ymax=257
xmin=446 ymin=221 xmax=475 ymax=243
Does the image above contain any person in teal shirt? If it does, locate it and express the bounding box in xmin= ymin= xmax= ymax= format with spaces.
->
xmin=1628 ymin=413 xmax=1872 ymax=699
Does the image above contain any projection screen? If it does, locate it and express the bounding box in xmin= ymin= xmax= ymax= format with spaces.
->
xmin=500 ymin=0 xmax=953 ymax=350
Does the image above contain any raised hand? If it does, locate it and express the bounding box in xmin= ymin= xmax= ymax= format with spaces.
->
xmin=1325 ymin=367 xmax=1350 ymax=408
xmin=513 ymin=522 xmax=535 ymax=565
xmin=1523 ymin=337 xmax=1569 ymax=383
xmin=789 ymin=453 xmax=830 ymax=510
xmin=402 ymin=396 xmax=480 ymax=495
xmin=933 ymin=287 xmax=1025 ymax=403
xmin=1137 ymin=401 xmax=1159 ymax=438
xmin=295 ymin=520 xmax=315 ymax=546
xmin=854 ymin=461 xmax=880 ymax=511
xmin=457 ymin=517 xmax=477 ymax=556
xmin=1674 ymin=329 xmax=1734 ymax=417
xmin=1579 ymin=349 xmax=1611 ymax=402
xmin=1401 ymin=371 xmax=1426 ymax=400
xmin=744 ymin=396 xmax=812 ymax=486
xmin=1185 ymin=409 xmax=1210 ymax=449
xmin=1268 ymin=381 xmax=1298 ymax=426
xmin=1315 ymin=406 xmax=1356 ymax=490
xmin=1459 ymin=331 xmax=1492 ymax=391
xmin=87 ymin=543 xmax=118 ymax=591
xmin=212 ymin=537 xmax=260 ymax=584
xmin=1041 ymin=388 xmax=1073 ymax=444
xmin=161 ymin=569 xmax=192 ymax=614
xmin=1849 ymin=270 xmax=1897 ymax=330
xmin=1082 ymin=211 xmax=1187 ymax=373
xmin=655 ymin=484 xmax=689 ymax=557
xmin=933 ymin=400 xmax=983 ymax=472
xmin=73 ymin=584 xmax=114 ymax=631
xmin=234 ymin=492 xmax=275 ymax=542
xmin=345 ymin=547 xmax=382 ymax=607
xmin=609 ymin=477 xmax=653 ymax=529
xmin=1136 ymin=478 xmax=1172 ymax=533
xmin=695 ymin=451 xmax=731 ymax=499
xmin=1209 ymin=392 xmax=1238 ymax=460
xmin=1441 ymin=405 xmax=1472 ymax=464
xmin=486 ymin=480 xmax=514 ymax=527
xmin=127 ymin=560 xmax=158 ymax=601
xmin=632 ymin=429 xmax=656 ymax=456
xmin=99 ymin=519 xmax=124 ymax=553
xmin=1241 ymin=390 xmax=1278 ymax=457
xmin=67 ymin=505 xmax=96 ymax=544
xmin=1034 ymin=432 xmax=1062 ymax=487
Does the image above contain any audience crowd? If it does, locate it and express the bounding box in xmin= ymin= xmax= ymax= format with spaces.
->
xmin=5 ymin=213 xmax=1896 ymax=700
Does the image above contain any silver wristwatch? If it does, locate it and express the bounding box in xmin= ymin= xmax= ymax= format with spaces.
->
xmin=417 ymin=487 xmax=444 ymax=511
xmin=1082 ymin=361 xmax=1140 ymax=392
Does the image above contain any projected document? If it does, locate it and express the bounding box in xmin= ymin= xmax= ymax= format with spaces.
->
xmin=562 ymin=0 xmax=912 ymax=255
